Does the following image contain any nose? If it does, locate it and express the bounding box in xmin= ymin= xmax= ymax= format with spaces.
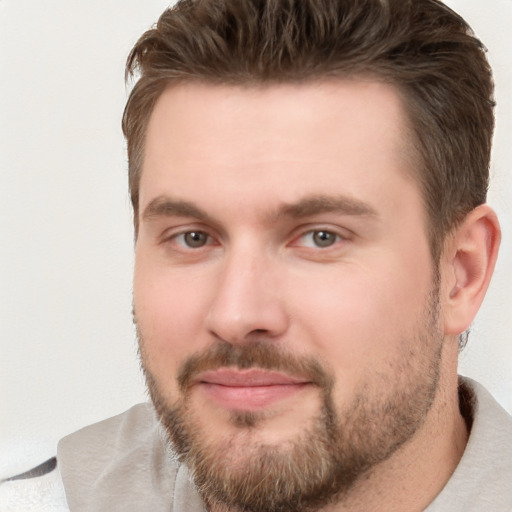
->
xmin=204 ymin=246 xmax=289 ymax=344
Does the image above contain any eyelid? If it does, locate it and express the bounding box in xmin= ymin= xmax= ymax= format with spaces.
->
xmin=289 ymin=224 xmax=353 ymax=245
xmin=160 ymin=224 xmax=219 ymax=247
xmin=158 ymin=222 xmax=352 ymax=251
xmin=176 ymin=231 xmax=213 ymax=248
xmin=297 ymin=231 xmax=340 ymax=249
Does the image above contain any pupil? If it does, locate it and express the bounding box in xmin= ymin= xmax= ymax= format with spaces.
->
xmin=185 ymin=232 xmax=206 ymax=247
xmin=313 ymin=231 xmax=335 ymax=247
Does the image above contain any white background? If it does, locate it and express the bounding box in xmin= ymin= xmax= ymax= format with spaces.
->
xmin=1 ymin=0 xmax=511 ymax=478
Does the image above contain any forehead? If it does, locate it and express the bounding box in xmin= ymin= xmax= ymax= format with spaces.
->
xmin=140 ymin=79 xmax=420 ymax=219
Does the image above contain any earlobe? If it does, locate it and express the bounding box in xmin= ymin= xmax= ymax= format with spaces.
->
xmin=443 ymin=204 xmax=501 ymax=335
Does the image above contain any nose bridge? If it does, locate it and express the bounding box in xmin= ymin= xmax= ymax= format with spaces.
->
xmin=205 ymin=239 xmax=288 ymax=343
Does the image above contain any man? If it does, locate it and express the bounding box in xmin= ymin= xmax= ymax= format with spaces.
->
xmin=2 ymin=0 xmax=511 ymax=510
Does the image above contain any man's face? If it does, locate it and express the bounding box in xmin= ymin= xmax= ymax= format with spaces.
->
xmin=134 ymin=80 xmax=444 ymax=511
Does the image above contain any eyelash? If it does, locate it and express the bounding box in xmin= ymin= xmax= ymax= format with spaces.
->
xmin=167 ymin=230 xmax=216 ymax=249
xmin=294 ymin=229 xmax=343 ymax=249
xmin=164 ymin=227 xmax=346 ymax=251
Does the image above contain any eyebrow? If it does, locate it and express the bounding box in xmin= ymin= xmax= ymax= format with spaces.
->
xmin=275 ymin=194 xmax=378 ymax=220
xmin=142 ymin=196 xmax=212 ymax=223
xmin=141 ymin=194 xmax=378 ymax=224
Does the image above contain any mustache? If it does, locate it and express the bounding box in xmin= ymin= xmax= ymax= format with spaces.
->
xmin=177 ymin=341 xmax=333 ymax=393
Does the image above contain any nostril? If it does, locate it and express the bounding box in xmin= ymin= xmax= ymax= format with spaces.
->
xmin=251 ymin=329 xmax=268 ymax=335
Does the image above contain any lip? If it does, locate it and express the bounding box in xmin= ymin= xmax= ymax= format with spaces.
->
xmin=194 ymin=368 xmax=312 ymax=410
xmin=197 ymin=368 xmax=310 ymax=386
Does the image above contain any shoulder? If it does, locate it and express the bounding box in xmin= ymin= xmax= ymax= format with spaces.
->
xmin=1 ymin=404 xmax=205 ymax=512
xmin=2 ymin=405 xmax=204 ymax=511
xmin=426 ymin=377 xmax=512 ymax=512
xmin=57 ymin=402 xmax=184 ymax=511
xmin=461 ymin=377 xmax=512 ymax=458
xmin=58 ymin=402 xmax=162 ymax=459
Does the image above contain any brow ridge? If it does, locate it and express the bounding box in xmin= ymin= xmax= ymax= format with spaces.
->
xmin=274 ymin=194 xmax=378 ymax=220
xmin=142 ymin=196 xmax=211 ymax=222
xmin=141 ymin=193 xmax=377 ymax=225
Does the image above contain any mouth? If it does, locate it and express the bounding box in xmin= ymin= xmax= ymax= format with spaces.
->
xmin=194 ymin=368 xmax=313 ymax=410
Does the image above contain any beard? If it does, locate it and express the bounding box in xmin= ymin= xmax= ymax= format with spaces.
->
xmin=137 ymin=283 xmax=443 ymax=512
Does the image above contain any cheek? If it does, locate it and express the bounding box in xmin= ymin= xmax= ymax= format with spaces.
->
xmin=133 ymin=256 xmax=212 ymax=384
xmin=286 ymin=258 xmax=433 ymax=381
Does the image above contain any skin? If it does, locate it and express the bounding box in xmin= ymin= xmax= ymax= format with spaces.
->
xmin=133 ymin=80 xmax=500 ymax=511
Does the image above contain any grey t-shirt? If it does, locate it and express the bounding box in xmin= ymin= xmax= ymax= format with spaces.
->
xmin=425 ymin=378 xmax=512 ymax=511
xmin=1 ymin=377 xmax=511 ymax=511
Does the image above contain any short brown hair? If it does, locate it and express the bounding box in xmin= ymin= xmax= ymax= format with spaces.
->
xmin=123 ymin=0 xmax=494 ymax=259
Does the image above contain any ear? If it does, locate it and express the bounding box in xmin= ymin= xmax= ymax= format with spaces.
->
xmin=442 ymin=204 xmax=501 ymax=336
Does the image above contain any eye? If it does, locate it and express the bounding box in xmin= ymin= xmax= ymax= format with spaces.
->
xmin=311 ymin=230 xmax=338 ymax=247
xmin=298 ymin=229 xmax=342 ymax=248
xmin=175 ymin=231 xmax=211 ymax=248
